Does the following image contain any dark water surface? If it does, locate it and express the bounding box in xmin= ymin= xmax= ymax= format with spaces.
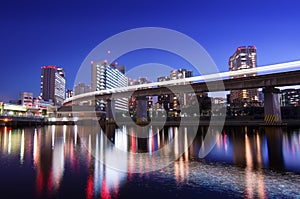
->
xmin=0 ymin=124 xmax=299 ymax=198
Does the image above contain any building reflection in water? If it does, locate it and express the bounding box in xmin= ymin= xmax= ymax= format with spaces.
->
xmin=210 ymin=126 xmax=283 ymax=198
xmin=244 ymin=129 xmax=267 ymax=199
xmin=51 ymin=125 xmax=65 ymax=191
xmin=174 ymin=127 xmax=189 ymax=183
xmin=82 ymin=124 xmax=127 ymax=199
xmin=283 ymin=128 xmax=300 ymax=172
xmin=265 ymin=127 xmax=284 ymax=171
xmin=0 ymin=125 xmax=300 ymax=198
xmin=20 ymin=129 xmax=25 ymax=164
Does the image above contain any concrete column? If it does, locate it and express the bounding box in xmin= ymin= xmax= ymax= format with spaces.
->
xmin=136 ymin=96 xmax=148 ymax=124
xmin=106 ymin=99 xmax=115 ymax=122
xmin=263 ymin=87 xmax=282 ymax=125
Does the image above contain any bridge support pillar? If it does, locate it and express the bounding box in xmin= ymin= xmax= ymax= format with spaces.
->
xmin=263 ymin=87 xmax=282 ymax=125
xmin=136 ymin=96 xmax=148 ymax=125
xmin=106 ymin=99 xmax=115 ymax=122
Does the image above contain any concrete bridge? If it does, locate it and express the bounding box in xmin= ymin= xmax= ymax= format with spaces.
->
xmin=64 ymin=60 xmax=300 ymax=125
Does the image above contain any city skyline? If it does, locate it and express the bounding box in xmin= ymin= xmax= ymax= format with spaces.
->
xmin=1 ymin=0 xmax=300 ymax=102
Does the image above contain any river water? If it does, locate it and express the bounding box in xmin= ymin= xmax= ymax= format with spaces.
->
xmin=0 ymin=124 xmax=300 ymax=198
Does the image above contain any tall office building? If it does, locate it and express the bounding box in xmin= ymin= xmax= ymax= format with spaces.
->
xmin=40 ymin=66 xmax=66 ymax=105
xmin=91 ymin=61 xmax=128 ymax=111
xmin=229 ymin=46 xmax=259 ymax=105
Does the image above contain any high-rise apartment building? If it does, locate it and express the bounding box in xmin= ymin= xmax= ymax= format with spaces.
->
xmin=40 ymin=66 xmax=66 ymax=105
xmin=91 ymin=61 xmax=128 ymax=111
xmin=229 ymin=46 xmax=259 ymax=105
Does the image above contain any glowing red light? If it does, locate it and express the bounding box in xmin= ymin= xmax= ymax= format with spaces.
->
xmin=47 ymin=169 xmax=52 ymax=192
xmin=42 ymin=65 xmax=57 ymax=69
xmin=36 ymin=170 xmax=43 ymax=196
xmin=132 ymin=134 xmax=136 ymax=153
xmin=101 ymin=179 xmax=111 ymax=199
xmin=86 ymin=175 xmax=93 ymax=199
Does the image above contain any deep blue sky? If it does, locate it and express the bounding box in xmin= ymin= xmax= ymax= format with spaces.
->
xmin=1 ymin=0 xmax=300 ymax=102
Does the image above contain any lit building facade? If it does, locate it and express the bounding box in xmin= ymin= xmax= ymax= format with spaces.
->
xmin=229 ymin=46 xmax=259 ymax=106
xmin=40 ymin=66 xmax=66 ymax=105
xmin=19 ymin=92 xmax=34 ymax=107
xmin=128 ymin=77 xmax=153 ymax=117
xmin=157 ymin=68 xmax=193 ymax=114
xmin=91 ymin=61 xmax=128 ymax=111
xmin=280 ymin=89 xmax=300 ymax=107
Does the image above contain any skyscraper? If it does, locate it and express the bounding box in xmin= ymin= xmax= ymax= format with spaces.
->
xmin=40 ymin=66 xmax=66 ymax=105
xmin=91 ymin=61 xmax=128 ymax=111
xmin=229 ymin=46 xmax=259 ymax=106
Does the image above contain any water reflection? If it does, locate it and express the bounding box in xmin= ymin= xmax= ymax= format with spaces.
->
xmin=283 ymin=128 xmax=300 ymax=171
xmin=203 ymin=126 xmax=299 ymax=198
xmin=0 ymin=125 xmax=300 ymax=198
xmin=244 ymin=132 xmax=267 ymax=199
xmin=265 ymin=127 xmax=284 ymax=171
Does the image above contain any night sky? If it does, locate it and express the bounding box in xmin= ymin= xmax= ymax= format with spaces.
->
xmin=1 ymin=0 xmax=300 ymax=102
